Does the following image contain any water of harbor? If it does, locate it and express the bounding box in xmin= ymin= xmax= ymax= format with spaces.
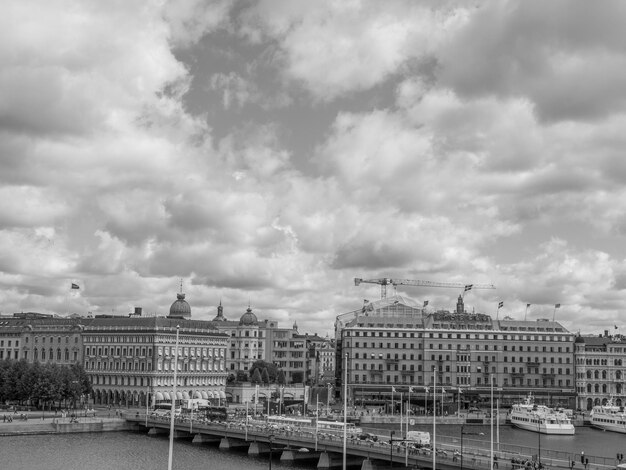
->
xmin=0 ymin=425 xmax=624 ymax=470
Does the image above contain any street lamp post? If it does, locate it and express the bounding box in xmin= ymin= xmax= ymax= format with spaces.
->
xmin=461 ymin=424 xmax=466 ymax=470
xmin=268 ymin=434 xmax=274 ymax=470
xmin=167 ymin=325 xmax=180 ymax=470
xmin=245 ymin=401 xmax=249 ymax=441
xmin=460 ymin=424 xmax=484 ymax=470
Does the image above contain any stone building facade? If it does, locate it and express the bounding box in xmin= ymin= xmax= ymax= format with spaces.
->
xmin=335 ymin=295 xmax=577 ymax=409
xmin=574 ymin=331 xmax=625 ymax=410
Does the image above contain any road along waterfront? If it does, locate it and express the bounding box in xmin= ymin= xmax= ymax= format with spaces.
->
xmin=1 ymin=413 xmax=625 ymax=470
xmin=362 ymin=423 xmax=626 ymax=467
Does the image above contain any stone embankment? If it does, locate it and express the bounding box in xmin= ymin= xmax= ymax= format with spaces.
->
xmin=0 ymin=415 xmax=131 ymax=436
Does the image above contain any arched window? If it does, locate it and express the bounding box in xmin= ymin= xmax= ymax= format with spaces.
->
xmin=617 ymin=370 xmax=622 ymax=380
xmin=587 ymin=370 xmax=592 ymax=379
xmin=57 ymin=349 xmax=61 ymax=360
xmin=602 ymin=370 xmax=607 ymax=379
xmin=49 ymin=348 xmax=53 ymax=360
xmin=34 ymin=348 xmax=38 ymax=360
xmin=65 ymin=349 xmax=69 ymax=361
xmin=594 ymin=370 xmax=600 ymax=379
xmin=602 ymin=384 xmax=607 ymax=394
xmin=587 ymin=384 xmax=592 ymax=393
xmin=41 ymin=349 xmax=46 ymax=360
xmin=594 ymin=384 xmax=600 ymax=393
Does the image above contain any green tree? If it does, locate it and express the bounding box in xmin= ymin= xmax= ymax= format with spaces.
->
xmin=277 ymin=370 xmax=286 ymax=385
xmin=236 ymin=370 xmax=248 ymax=382
xmin=249 ymin=360 xmax=278 ymax=382
xmin=250 ymin=368 xmax=262 ymax=384
xmin=261 ymin=367 xmax=270 ymax=384
xmin=291 ymin=371 xmax=304 ymax=384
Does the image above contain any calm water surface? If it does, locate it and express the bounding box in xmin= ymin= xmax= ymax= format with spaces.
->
xmin=0 ymin=426 xmax=625 ymax=470
xmin=0 ymin=431 xmax=292 ymax=470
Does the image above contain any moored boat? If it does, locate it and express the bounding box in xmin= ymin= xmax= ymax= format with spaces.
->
xmin=509 ymin=393 xmax=575 ymax=435
xmin=590 ymin=398 xmax=626 ymax=434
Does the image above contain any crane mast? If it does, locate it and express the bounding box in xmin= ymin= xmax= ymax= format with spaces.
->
xmin=354 ymin=277 xmax=496 ymax=299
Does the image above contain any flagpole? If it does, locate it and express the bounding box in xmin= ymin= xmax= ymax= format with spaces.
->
xmin=490 ymin=374 xmax=494 ymax=470
xmin=433 ymin=366 xmax=436 ymax=470
xmin=399 ymin=392 xmax=403 ymax=435
xmin=524 ymin=304 xmax=530 ymax=321
xmin=391 ymin=387 xmax=394 ymax=416
xmin=405 ymin=387 xmax=411 ymax=466
xmin=343 ymin=353 xmax=348 ymax=470
xmin=553 ymin=304 xmax=560 ymax=322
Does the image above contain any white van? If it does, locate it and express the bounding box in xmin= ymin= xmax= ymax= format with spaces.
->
xmin=406 ymin=431 xmax=431 ymax=446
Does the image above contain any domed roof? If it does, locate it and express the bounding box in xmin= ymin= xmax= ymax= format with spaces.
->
xmin=239 ymin=307 xmax=258 ymax=326
xmin=574 ymin=335 xmax=585 ymax=343
xmin=169 ymin=293 xmax=191 ymax=319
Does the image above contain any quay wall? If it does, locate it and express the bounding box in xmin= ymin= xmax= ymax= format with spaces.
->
xmin=0 ymin=417 xmax=130 ymax=436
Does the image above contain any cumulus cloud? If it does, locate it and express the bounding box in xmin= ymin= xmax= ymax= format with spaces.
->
xmin=3 ymin=0 xmax=626 ymax=337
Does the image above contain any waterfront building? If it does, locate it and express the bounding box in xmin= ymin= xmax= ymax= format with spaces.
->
xmin=210 ymin=303 xmax=275 ymax=375
xmin=0 ymin=292 xmax=229 ymax=408
xmin=335 ymin=295 xmax=577 ymax=409
xmin=266 ymin=322 xmax=315 ymax=385
xmin=84 ymin=294 xmax=229 ymax=407
xmin=306 ymin=333 xmax=335 ymax=385
xmin=210 ymin=301 xmax=320 ymax=386
xmin=0 ymin=312 xmax=84 ymax=366
xmin=574 ymin=331 xmax=626 ymax=410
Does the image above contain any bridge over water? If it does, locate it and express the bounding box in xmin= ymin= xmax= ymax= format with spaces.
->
xmin=125 ymin=414 xmax=610 ymax=470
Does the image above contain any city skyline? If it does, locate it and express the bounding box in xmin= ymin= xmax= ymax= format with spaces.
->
xmin=3 ymin=1 xmax=626 ymax=337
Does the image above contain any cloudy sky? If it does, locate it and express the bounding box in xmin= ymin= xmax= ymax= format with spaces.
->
xmin=3 ymin=0 xmax=626 ymax=337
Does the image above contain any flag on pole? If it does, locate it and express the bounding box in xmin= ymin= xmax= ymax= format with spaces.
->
xmin=364 ymin=299 xmax=369 ymax=303
xmin=392 ymin=386 xmax=396 ymax=393
xmin=464 ymin=285 xmax=473 ymax=292
xmin=615 ymin=325 xmax=618 ymax=329
xmin=71 ymin=283 xmax=80 ymax=290
xmin=498 ymin=301 xmax=504 ymax=309
xmin=555 ymin=303 xmax=561 ymax=308
xmin=526 ymin=303 xmax=531 ymax=308
xmin=423 ymin=300 xmax=429 ymax=307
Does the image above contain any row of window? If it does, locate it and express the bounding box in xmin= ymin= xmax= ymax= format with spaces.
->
xmin=157 ymin=360 xmax=224 ymax=372
xmin=576 ymin=384 xmax=624 ymax=394
xmin=350 ymin=341 xmax=571 ymax=353
xmin=579 ymin=370 xmax=624 ymax=380
xmin=0 ymin=350 xmax=18 ymax=359
xmin=350 ymin=374 xmax=572 ymax=387
xmin=348 ymin=331 xmax=571 ymax=342
xmin=32 ymin=348 xmax=78 ymax=362
xmin=91 ymin=375 xmax=225 ymax=387
xmin=29 ymin=336 xmax=78 ymax=344
xmin=577 ymin=358 xmax=624 ymax=366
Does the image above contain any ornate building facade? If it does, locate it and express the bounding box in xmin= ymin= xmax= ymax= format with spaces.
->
xmin=336 ymin=295 xmax=577 ymax=409
xmin=574 ymin=331 xmax=625 ymax=410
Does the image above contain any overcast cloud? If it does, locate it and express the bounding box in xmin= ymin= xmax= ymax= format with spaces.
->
xmin=2 ymin=0 xmax=626 ymax=337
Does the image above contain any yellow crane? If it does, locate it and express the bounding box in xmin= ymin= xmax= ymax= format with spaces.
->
xmin=354 ymin=277 xmax=496 ymax=299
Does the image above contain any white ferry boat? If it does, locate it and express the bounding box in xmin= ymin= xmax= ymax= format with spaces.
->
xmin=509 ymin=393 xmax=575 ymax=435
xmin=590 ymin=398 xmax=626 ymax=434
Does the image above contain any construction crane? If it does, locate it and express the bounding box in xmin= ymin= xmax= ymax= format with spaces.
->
xmin=354 ymin=277 xmax=496 ymax=299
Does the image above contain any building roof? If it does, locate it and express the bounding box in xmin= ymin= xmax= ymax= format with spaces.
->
xmin=169 ymin=293 xmax=191 ymax=319
xmin=239 ymin=307 xmax=258 ymax=326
